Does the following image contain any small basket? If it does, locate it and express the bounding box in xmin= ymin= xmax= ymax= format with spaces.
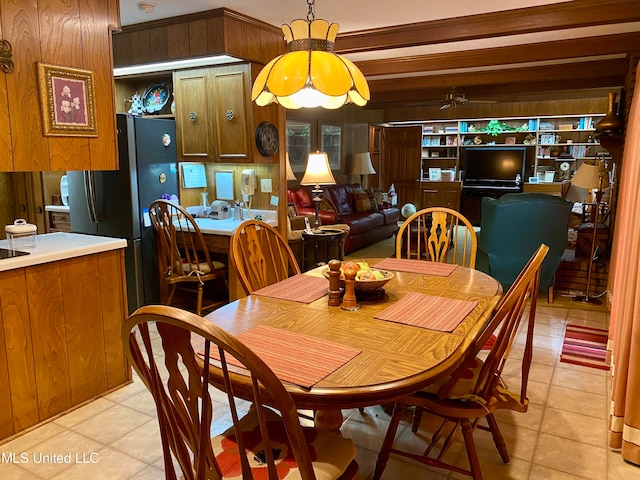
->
xmin=322 ymin=267 xmax=394 ymax=292
xmin=5 ymin=219 xmax=37 ymax=251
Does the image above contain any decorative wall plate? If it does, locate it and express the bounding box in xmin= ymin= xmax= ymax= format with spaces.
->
xmin=142 ymin=83 xmax=170 ymax=113
xmin=255 ymin=121 xmax=279 ymax=156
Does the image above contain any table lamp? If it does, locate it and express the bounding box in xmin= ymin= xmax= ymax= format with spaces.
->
xmin=352 ymin=152 xmax=376 ymax=189
xmin=570 ymin=160 xmax=610 ymax=305
xmin=285 ymin=152 xmax=297 ymax=181
xmin=301 ymin=151 xmax=336 ymax=231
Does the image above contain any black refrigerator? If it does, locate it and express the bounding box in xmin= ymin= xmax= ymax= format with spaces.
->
xmin=68 ymin=113 xmax=179 ymax=313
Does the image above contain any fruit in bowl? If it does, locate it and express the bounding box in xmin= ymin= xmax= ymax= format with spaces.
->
xmin=322 ymin=261 xmax=394 ymax=292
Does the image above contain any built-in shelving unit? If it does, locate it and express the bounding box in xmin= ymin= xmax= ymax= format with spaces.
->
xmin=402 ymin=114 xmax=609 ymax=183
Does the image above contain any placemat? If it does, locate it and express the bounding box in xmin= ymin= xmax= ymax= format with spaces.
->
xmin=202 ymin=325 xmax=361 ymax=388
xmin=252 ymin=274 xmax=328 ymax=303
xmin=372 ymin=258 xmax=457 ymax=276
xmin=374 ymin=291 xmax=478 ymax=332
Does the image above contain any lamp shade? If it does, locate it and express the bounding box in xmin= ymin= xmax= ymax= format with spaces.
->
xmin=572 ymin=162 xmax=610 ymax=190
xmin=352 ymin=152 xmax=376 ymax=175
xmin=285 ymin=153 xmax=296 ymax=181
xmin=301 ymin=152 xmax=336 ymax=186
xmin=251 ymin=19 xmax=370 ymax=110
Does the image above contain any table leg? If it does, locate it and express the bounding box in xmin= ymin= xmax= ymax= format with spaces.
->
xmin=314 ymin=409 xmax=344 ymax=434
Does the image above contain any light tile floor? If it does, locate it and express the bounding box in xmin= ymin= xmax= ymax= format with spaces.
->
xmin=1 ymin=243 xmax=639 ymax=479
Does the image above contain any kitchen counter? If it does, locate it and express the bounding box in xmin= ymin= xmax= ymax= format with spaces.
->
xmin=189 ymin=209 xmax=278 ymax=236
xmin=0 ymin=232 xmax=127 ymax=272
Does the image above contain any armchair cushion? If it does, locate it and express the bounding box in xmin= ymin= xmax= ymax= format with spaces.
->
xmin=477 ymin=193 xmax=572 ymax=292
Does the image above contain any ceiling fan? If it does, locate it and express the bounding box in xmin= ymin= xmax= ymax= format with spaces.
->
xmin=440 ymin=88 xmax=497 ymax=109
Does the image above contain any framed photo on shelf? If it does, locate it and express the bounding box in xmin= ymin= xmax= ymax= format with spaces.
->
xmin=287 ymin=203 xmax=298 ymax=218
xmin=37 ymin=63 xmax=97 ymax=137
xmin=428 ymin=167 xmax=442 ymax=181
xmin=505 ymin=136 xmax=516 ymax=145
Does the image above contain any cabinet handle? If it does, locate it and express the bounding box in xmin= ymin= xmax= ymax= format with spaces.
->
xmin=189 ymin=112 xmax=197 ymax=122
xmin=225 ymin=110 xmax=234 ymax=121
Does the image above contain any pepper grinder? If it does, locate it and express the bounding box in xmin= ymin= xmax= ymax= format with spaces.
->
xmin=341 ymin=267 xmax=358 ymax=311
xmin=328 ymin=259 xmax=342 ymax=307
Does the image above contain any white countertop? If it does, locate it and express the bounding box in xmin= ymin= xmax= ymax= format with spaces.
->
xmin=189 ymin=209 xmax=278 ymax=236
xmin=0 ymin=232 xmax=127 ymax=272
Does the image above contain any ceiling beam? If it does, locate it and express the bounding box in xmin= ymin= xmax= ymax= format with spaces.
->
xmin=368 ymin=58 xmax=628 ymax=93
xmin=335 ymin=0 xmax=640 ymax=54
xmin=356 ymin=32 xmax=640 ymax=77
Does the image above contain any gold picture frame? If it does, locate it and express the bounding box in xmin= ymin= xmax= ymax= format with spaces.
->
xmin=38 ymin=63 xmax=97 ymax=137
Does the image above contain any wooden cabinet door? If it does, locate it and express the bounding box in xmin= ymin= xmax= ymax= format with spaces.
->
xmin=441 ymin=183 xmax=462 ymax=210
xmin=212 ymin=64 xmax=251 ymax=162
xmin=421 ymin=187 xmax=440 ymax=208
xmin=173 ymin=69 xmax=211 ymax=160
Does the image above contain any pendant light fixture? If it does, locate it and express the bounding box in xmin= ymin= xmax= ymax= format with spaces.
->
xmin=251 ymin=0 xmax=370 ymax=110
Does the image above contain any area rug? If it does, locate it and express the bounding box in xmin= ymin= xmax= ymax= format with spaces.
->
xmin=560 ymin=324 xmax=610 ymax=371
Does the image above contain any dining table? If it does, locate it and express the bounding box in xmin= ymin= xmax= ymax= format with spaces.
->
xmin=202 ymin=258 xmax=502 ymax=433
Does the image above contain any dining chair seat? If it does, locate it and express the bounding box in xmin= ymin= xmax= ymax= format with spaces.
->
xmin=180 ymin=259 xmax=226 ymax=274
xmin=123 ymin=305 xmax=359 ymax=480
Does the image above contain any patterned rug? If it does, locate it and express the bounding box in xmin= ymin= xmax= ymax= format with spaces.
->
xmin=560 ymin=324 xmax=610 ymax=371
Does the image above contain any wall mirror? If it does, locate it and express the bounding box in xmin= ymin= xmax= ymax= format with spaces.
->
xmin=320 ymin=124 xmax=341 ymax=170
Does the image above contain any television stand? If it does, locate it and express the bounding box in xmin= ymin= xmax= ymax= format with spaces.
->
xmin=461 ymin=185 xmax=522 ymax=225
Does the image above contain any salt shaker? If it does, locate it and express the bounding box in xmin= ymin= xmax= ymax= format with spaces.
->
xmin=328 ymin=259 xmax=342 ymax=307
xmin=341 ymin=267 xmax=358 ymax=311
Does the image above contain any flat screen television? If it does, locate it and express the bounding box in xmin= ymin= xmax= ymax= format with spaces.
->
xmin=462 ymin=146 xmax=527 ymax=187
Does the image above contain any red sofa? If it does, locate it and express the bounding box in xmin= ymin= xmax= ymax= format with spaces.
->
xmin=288 ymin=184 xmax=400 ymax=253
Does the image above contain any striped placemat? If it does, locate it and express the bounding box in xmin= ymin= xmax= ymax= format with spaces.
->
xmin=372 ymin=258 xmax=457 ymax=276
xmin=374 ymin=292 xmax=478 ymax=332
xmin=203 ymin=325 xmax=361 ymax=388
xmin=253 ymin=274 xmax=328 ymax=303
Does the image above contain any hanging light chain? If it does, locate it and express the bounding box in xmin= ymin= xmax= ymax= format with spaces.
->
xmin=307 ymin=0 xmax=315 ymax=22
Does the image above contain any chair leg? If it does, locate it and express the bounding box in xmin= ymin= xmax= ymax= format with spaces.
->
xmin=486 ymin=413 xmax=510 ymax=463
xmin=196 ymin=283 xmax=204 ymax=316
xmin=411 ymin=406 xmax=424 ymax=432
xmin=373 ymin=403 xmax=405 ymax=480
xmin=547 ymin=285 xmax=554 ymax=303
xmin=460 ymin=418 xmax=483 ymax=480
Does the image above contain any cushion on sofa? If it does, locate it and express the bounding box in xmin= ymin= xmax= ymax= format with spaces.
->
xmin=353 ymin=192 xmax=377 ymax=212
xmin=380 ymin=208 xmax=401 ymax=225
xmin=327 ymin=185 xmax=354 ymax=216
xmin=348 ymin=215 xmax=374 ymax=236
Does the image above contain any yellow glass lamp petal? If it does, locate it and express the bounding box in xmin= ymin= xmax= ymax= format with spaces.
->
xmin=310 ymin=52 xmax=352 ymax=96
xmin=251 ymin=56 xmax=280 ymax=100
xmin=267 ymin=51 xmax=310 ymax=97
xmin=310 ymin=19 xmax=331 ymax=39
xmin=290 ymin=19 xmax=311 ymax=39
xmin=341 ymin=57 xmax=370 ymax=101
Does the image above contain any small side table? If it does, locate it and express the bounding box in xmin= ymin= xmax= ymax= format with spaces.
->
xmin=301 ymin=229 xmax=346 ymax=271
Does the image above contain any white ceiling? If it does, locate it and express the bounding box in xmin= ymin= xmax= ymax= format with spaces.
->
xmin=120 ymin=0 xmax=570 ymax=31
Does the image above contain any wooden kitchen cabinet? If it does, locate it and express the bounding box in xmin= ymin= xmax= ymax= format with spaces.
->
xmin=380 ymin=126 xmax=422 ymax=207
xmin=173 ymin=63 xmax=278 ymax=164
xmin=0 ymin=249 xmax=130 ymax=440
xmin=421 ymin=181 xmax=462 ymax=210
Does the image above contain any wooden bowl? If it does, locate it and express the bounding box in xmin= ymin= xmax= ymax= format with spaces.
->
xmin=322 ymin=267 xmax=394 ymax=292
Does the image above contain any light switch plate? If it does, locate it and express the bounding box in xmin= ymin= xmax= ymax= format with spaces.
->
xmin=260 ymin=178 xmax=272 ymax=193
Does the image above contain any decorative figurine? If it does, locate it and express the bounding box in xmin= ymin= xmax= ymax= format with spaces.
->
xmin=128 ymin=91 xmax=144 ymax=116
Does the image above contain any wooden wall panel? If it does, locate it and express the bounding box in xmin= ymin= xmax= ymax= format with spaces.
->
xmin=60 ymin=255 xmax=108 ymax=405
xmin=1 ymin=0 xmax=50 ymax=171
xmin=148 ymin=26 xmax=169 ymax=62
xmin=112 ymin=31 xmax=132 ymax=68
xmin=0 ymin=269 xmax=38 ymax=434
xmin=0 ymin=19 xmax=13 ymax=172
xmin=130 ymin=29 xmax=152 ymax=65
xmin=79 ymin=0 xmax=117 ymax=170
xmin=167 ymin=23 xmax=190 ymax=59
xmin=26 ymin=262 xmax=71 ymax=420
xmin=98 ymin=250 xmax=130 ymax=388
xmin=189 ymin=19 xmax=208 ymax=56
xmin=0 ymin=291 xmax=13 ymax=439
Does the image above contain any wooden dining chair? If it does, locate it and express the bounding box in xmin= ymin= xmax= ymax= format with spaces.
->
xmin=123 ymin=305 xmax=359 ymax=480
xmin=149 ymin=199 xmax=228 ymax=315
xmin=396 ymin=207 xmax=477 ymax=268
xmin=229 ymin=219 xmax=301 ymax=295
xmin=373 ymin=243 xmax=549 ymax=480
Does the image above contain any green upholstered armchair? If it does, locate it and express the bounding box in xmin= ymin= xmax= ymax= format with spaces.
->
xmin=477 ymin=193 xmax=573 ymax=302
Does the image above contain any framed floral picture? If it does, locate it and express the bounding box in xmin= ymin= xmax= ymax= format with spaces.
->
xmin=38 ymin=63 xmax=97 ymax=136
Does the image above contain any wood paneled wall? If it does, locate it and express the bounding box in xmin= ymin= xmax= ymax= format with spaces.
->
xmin=0 ymin=0 xmax=120 ymax=172
xmin=385 ymin=97 xmax=611 ymax=123
xmin=112 ymin=9 xmax=284 ymax=68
